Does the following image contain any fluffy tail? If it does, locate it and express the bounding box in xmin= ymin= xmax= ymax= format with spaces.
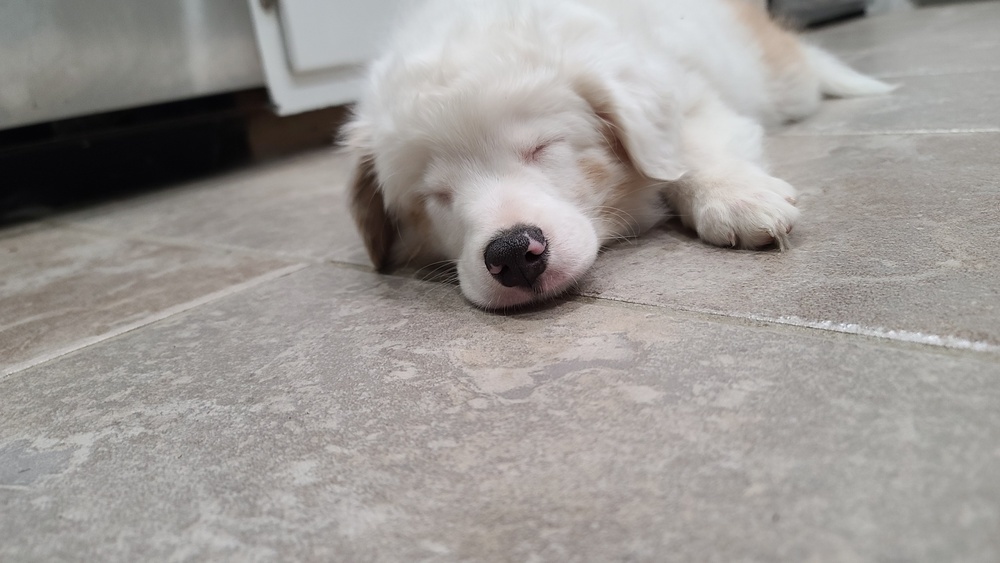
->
xmin=804 ymin=45 xmax=897 ymax=98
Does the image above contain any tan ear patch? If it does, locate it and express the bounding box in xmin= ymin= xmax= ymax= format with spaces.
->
xmin=725 ymin=0 xmax=804 ymax=75
xmin=348 ymin=154 xmax=397 ymax=272
xmin=579 ymin=156 xmax=612 ymax=188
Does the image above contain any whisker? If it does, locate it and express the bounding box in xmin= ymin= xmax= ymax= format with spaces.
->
xmin=413 ymin=259 xmax=458 ymax=281
xmin=591 ymin=205 xmax=643 ymax=241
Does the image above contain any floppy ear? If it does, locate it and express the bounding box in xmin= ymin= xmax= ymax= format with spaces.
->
xmin=573 ymin=70 xmax=687 ymax=182
xmin=347 ymin=153 xmax=397 ymax=272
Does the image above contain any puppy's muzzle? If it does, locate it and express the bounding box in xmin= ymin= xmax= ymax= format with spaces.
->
xmin=484 ymin=224 xmax=548 ymax=288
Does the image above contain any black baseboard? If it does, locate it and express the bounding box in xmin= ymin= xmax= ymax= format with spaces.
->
xmin=770 ymin=0 xmax=868 ymax=26
xmin=0 ymin=93 xmax=259 ymax=224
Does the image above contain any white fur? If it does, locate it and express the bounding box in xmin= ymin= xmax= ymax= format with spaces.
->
xmin=345 ymin=0 xmax=892 ymax=310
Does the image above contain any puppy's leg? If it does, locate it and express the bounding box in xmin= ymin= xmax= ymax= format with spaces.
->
xmin=663 ymin=94 xmax=799 ymax=250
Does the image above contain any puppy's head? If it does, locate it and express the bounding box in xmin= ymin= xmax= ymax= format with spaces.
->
xmin=346 ymin=57 xmax=686 ymax=310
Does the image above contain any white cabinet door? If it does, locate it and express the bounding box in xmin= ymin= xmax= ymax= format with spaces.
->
xmin=247 ymin=0 xmax=404 ymax=115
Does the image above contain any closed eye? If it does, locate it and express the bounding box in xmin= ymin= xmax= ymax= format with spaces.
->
xmin=428 ymin=190 xmax=453 ymax=206
xmin=522 ymin=139 xmax=560 ymax=163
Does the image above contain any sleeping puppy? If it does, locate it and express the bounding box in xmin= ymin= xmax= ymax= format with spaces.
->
xmin=344 ymin=0 xmax=891 ymax=310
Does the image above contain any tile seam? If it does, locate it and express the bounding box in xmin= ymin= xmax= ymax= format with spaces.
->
xmin=50 ymin=220 xmax=337 ymax=265
xmin=1 ymin=263 xmax=310 ymax=379
xmin=775 ymin=128 xmax=1000 ymax=137
xmin=576 ymin=294 xmax=1000 ymax=355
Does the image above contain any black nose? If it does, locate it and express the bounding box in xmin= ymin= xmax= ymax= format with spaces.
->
xmin=484 ymin=225 xmax=548 ymax=288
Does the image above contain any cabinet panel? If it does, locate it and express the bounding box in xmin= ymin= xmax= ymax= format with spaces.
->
xmin=277 ymin=1 xmax=401 ymax=73
xmin=248 ymin=0 xmax=404 ymax=115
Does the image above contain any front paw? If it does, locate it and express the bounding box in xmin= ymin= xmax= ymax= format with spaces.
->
xmin=693 ymin=176 xmax=800 ymax=250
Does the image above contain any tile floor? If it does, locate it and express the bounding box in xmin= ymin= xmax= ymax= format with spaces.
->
xmin=2 ymin=4 xmax=999 ymax=562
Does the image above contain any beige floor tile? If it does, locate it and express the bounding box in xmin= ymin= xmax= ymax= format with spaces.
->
xmin=0 ymin=223 xmax=297 ymax=374
xmin=63 ymin=149 xmax=370 ymax=266
xmin=1 ymin=265 xmax=997 ymax=562
xmin=579 ymin=133 xmax=1000 ymax=349
xmin=809 ymin=1 xmax=1000 ymax=76
xmin=814 ymin=21 xmax=1000 ymax=79
xmin=780 ymin=71 xmax=1000 ymax=135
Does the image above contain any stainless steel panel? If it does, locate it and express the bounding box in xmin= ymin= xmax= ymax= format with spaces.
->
xmin=0 ymin=0 xmax=265 ymax=130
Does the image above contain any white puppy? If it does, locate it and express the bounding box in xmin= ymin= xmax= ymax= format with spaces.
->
xmin=344 ymin=0 xmax=891 ymax=310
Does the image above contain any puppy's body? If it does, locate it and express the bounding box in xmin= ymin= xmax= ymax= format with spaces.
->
xmin=346 ymin=0 xmax=891 ymax=309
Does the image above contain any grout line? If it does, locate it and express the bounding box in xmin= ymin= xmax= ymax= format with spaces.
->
xmin=50 ymin=219 xmax=335 ymax=265
xmin=743 ymin=313 xmax=1000 ymax=354
xmin=775 ymin=128 xmax=1000 ymax=137
xmin=52 ymin=220 xmax=378 ymax=275
xmin=867 ymin=68 xmax=1000 ymax=79
xmin=579 ymin=294 xmax=1000 ymax=355
xmin=1 ymin=263 xmax=310 ymax=379
xmin=333 ymin=269 xmax=1000 ymax=356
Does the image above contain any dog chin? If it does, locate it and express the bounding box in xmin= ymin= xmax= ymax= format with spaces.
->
xmin=458 ymin=243 xmax=599 ymax=311
xmin=460 ymin=270 xmax=576 ymax=310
